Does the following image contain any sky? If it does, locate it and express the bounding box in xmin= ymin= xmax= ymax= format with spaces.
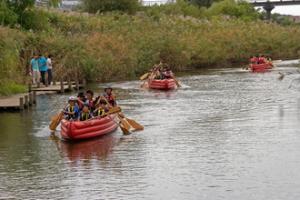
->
xmin=272 ymin=6 xmax=300 ymax=16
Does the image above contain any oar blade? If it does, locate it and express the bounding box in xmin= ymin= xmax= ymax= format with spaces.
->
xmin=140 ymin=72 xmax=150 ymax=80
xmin=120 ymin=124 xmax=131 ymax=135
xmin=49 ymin=112 xmax=64 ymax=131
xmin=126 ymin=118 xmax=144 ymax=131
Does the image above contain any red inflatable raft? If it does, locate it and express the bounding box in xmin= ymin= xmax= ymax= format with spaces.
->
xmin=250 ymin=62 xmax=273 ymax=73
xmin=60 ymin=115 xmax=118 ymax=141
xmin=148 ymin=79 xmax=177 ymax=90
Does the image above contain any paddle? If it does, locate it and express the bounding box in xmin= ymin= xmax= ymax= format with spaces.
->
xmin=49 ymin=106 xmax=67 ymax=132
xmin=101 ymin=98 xmax=142 ymax=134
xmin=173 ymin=77 xmax=181 ymax=88
xmin=88 ymin=106 xmax=122 ymax=121
xmin=118 ymin=113 xmax=144 ymax=132
xmin=140 ymin=72 xmax=150 ymax=80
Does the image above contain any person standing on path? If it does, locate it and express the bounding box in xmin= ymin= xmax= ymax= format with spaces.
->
xmin=30 ymin=55 xmax=40 ymax=85
xmin=47 ymin=54 xmax=53 ymax=85
xmin=38 ymin=54 xmax=48 ymax=86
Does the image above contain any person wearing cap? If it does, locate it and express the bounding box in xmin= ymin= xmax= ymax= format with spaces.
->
xmin=103 ymin=87 xmax=117 ymax=107
xmin=79 ymin=103 xmax=92 ymax=121
xmin=64 ymin=96 xmax=80 ymax=120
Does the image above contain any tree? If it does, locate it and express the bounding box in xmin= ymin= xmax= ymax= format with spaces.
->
xmin=186 ymin=0 xmax=220 ymax=8
xmin=83 ymin=0 xmax=141 ymax=14
xmin=6 ymin=0 xmax=35 ymax=15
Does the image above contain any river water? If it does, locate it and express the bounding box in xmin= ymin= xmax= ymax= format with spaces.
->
xmin=1 ymin=66 xmax=300 ymax=200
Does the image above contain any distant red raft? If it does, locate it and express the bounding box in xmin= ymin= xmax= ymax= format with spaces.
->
xmin=250 ymin=62 xmax=273 ymax=73
xmin=60 ymin=115 xmax=118 ymax=141
xmin=148 ymin=79 xmax=177 ymax=90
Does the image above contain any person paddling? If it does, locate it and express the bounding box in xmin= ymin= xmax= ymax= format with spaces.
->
xmin=162 ymin=67 xmax=174 ymax=79
xmin=64 ymin=96 xmax=80 ymax=120
xmin=93 ymin=99 xmax=109 ymax=117
xmin=104 ymin=87 xmax=117 ymax=107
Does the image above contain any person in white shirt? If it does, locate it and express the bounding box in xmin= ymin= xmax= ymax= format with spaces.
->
xmin=47 ymin=55 xmax=53 ymax=85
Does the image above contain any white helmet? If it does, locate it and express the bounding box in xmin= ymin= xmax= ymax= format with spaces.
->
xmin=68 ymin=96 xmax=77 ymax=101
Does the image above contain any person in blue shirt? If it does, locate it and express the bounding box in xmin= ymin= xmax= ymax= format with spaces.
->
xmin=30 ymin=55 xmax=40 ymax=85
xmin=38 ymin=54 xmax=48 ymax=86
xmin=64 ymin=96 xmax=80 ymax=121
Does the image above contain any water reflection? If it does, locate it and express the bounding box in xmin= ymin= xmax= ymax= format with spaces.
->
xmin=51 ymin=134 xmax=118 ymax=162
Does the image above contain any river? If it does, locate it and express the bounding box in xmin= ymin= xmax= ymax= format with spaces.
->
xmin=1 ymin=66 xmax=300 ymax=200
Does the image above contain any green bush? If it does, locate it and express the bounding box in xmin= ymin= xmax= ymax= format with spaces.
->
xmin=0 ymin=82 xmax=27 ymax=96
xmin=19 ymin=9 xmax=51 ymax=31
xmin=0 ymin=1 xmax=18 ymax=26
xmin=83 ymin=0 xmax=141 ymax=14
xmin=144 ymin=0 xmax=205 ymax=19
xmin=206 ymin=0 xmax=260 ymax=21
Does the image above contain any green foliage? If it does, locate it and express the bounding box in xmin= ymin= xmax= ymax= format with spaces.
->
xmin=1 ymin=3 xmax=300 ymax=95
xmin=187 ymin=0 xmax=217 ymax=8
xmin=0 ymin=1 xmax=18 ymax=26
xmin=144 ymin=0 xmax=205 ymax=19
xmin=19 ymin=9 xmax=51 ymax=31
xmin=6 ymin=0 xmax=35 ymax=15
xmin=83 ymin=0 xmax=141 ymax=14
xmin=206 ymin=0 xmax=260 ymax=21
xmin=0 ymin=82 xmax=26 ymax=96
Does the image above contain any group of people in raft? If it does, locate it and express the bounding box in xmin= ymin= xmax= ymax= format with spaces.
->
xmin=64 ymin=87 xmax=116 ymax=121
xmin=249 ymin=55 xmax=272 ymax=65
xmin=149 ymin=61 xmax=174 ymax=80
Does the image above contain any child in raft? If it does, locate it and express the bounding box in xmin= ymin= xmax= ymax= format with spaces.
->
xmin=162 ymin=67 xmax=174 ymax=79
xmin=79 ymin=103 xmax=92 ymax=121
xmin=64 ymin=96 xmax=80 ymax=121
xmin=77 ymin=92 xmax=86 ymax=111
xmin=93 ymin=99 xmax=109 ymax=117
xmin=85 ymin=90 xmax=96 ymax=111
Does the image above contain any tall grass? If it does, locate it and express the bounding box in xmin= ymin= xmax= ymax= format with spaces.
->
xmin=1 ymin=5 xmax=300 ymax=95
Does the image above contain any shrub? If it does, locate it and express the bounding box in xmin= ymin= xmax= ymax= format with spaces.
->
xmin=0 ymin=1 xmax=18 ymax=26
xmin=83 ymin=0 xmax=141 ymax=14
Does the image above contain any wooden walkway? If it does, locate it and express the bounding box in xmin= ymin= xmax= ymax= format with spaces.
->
xmin=0 ymin=81 xmax=85 ymax=111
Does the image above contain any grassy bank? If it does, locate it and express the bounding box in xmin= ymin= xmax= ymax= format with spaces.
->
xmin=1 ymin=3 xmax=300 ymax=95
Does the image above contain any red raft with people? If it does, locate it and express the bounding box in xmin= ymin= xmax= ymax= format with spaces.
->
xmin=60 ymin=114 xmax=118 ymax=141
xmin=148 ymin=79 xmax=177 ymax=90
xmin=249 ymin=55 xmax=273 ymax=73
xmin=250 ymin=62 xmax=273 ymax=73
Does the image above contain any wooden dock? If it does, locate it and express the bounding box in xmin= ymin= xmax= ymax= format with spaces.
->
xmin=0 ymin=80 xmax=86 ymax=111
xmin=0 ymin=92 xmax=36 ymax=110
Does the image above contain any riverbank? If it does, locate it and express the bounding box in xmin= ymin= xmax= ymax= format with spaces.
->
xmin=2 ymin=6 xmax=300 ymax=95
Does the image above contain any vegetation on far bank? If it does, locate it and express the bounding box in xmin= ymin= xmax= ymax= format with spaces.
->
xmin=0 ymin=0 xmax=300 ymax=95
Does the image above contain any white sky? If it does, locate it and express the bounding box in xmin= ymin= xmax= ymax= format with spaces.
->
xmin=272 ymin=6 xmax=300 ymax=16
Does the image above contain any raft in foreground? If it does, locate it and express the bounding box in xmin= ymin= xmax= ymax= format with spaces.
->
xmin=60 ymin=115 xmax=118 ymax=141
xmin=250 ymin=63 xmax=273 ymax=73
xmin=148 ymin=79 xmax=177 ymax=90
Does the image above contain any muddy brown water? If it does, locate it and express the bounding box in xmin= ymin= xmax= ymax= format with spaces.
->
xmin=1 ymin=66 xmax=300 ymax=199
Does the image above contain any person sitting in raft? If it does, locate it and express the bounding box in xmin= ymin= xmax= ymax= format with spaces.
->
xmin=104 ymin=87 xmax=117 ymax=107
xmin=258 ymin=55 xmax=266 ymax=64
xmin=85 ymin=90 xmax=95 ymax=111
xmin=93 ymin=99 xmax=109 ymax=117
xmin=249 ymin=56 xmax=257 ymax=64
xmin=162 ymin=67 xmax=174 ymax=79
xmin=64 ymin=96 xmax=80 ymax=120
xmin=77 ymin=92 xmax=86 ymax=111
xmin=79 ymin=103 xmax=92 ymax=121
